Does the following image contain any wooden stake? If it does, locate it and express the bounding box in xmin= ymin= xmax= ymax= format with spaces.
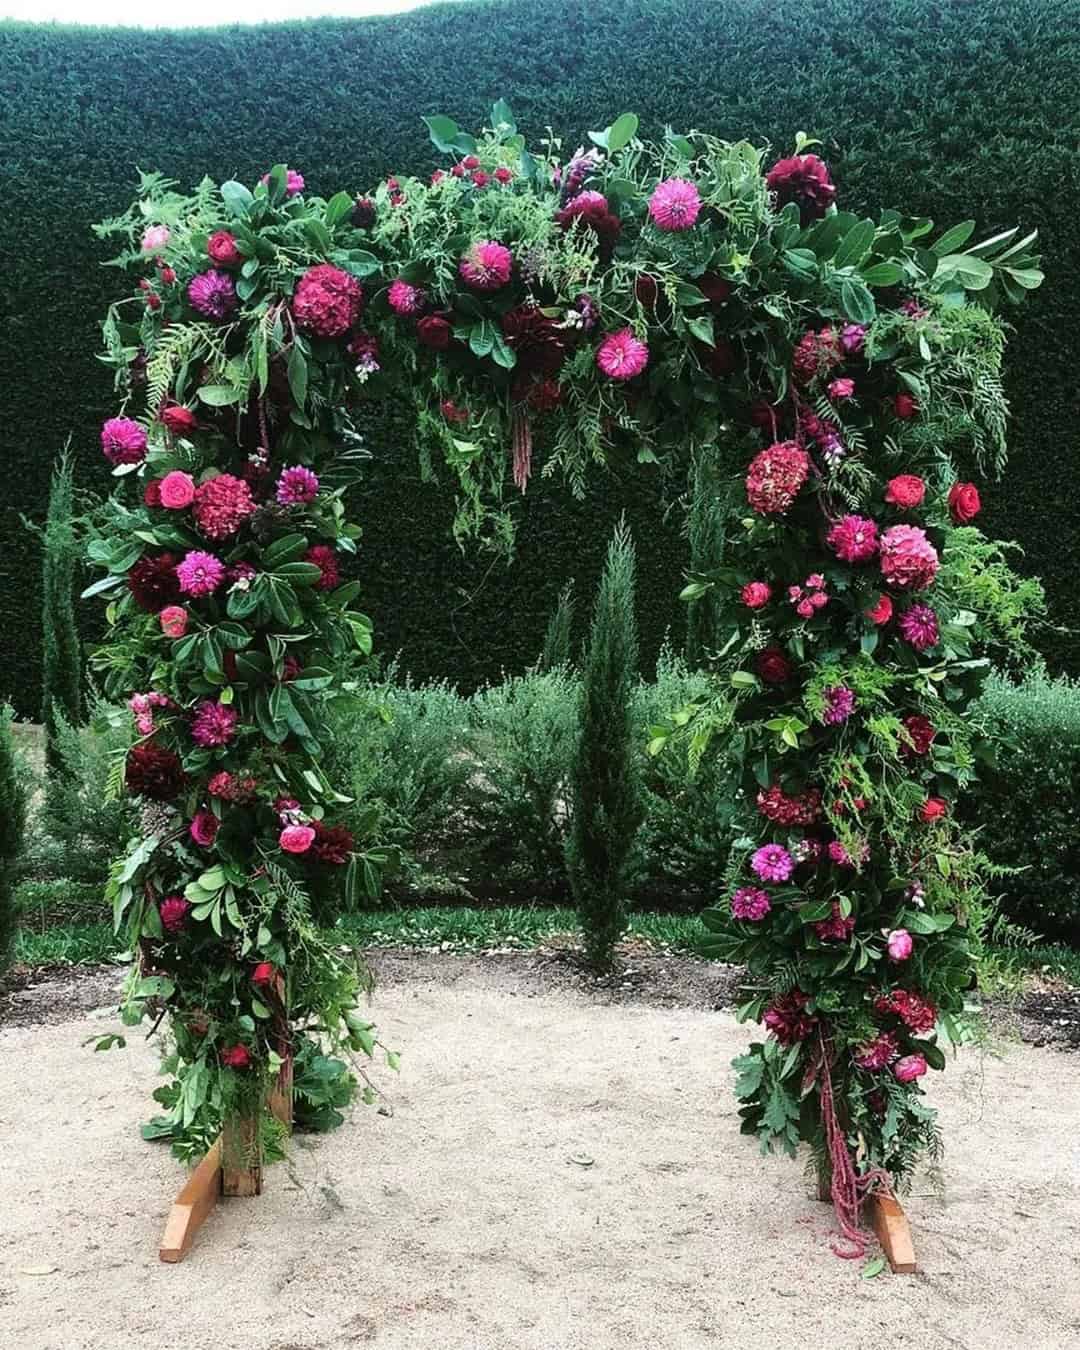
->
xmin=159 ymin=1136 xmax=223 ymax=1263
xmin=869 ymin=1192 xmax=917 ymax=1274
xmin=221 ymin=1110 xmax=262 ymax=1197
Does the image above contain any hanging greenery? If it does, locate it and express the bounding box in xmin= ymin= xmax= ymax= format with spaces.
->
xmin=84 ymin=104 xmax=1042 ymax=1232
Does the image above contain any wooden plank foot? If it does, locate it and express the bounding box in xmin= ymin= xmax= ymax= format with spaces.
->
xmin=159 ymin=1136 xmax=222 ymax=1263
xmin=869 ymin=1192 xmax=917 ymax=1273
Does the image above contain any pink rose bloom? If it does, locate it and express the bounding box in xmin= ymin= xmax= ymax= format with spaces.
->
xmin=159 ymin=606 xmax=188 ymax=638
xmin=159 ymin=471 xmax=196 ymax=510
xmin=828 ymin=377 xmax=855 ymax=399
xmin=596 ymin=327 xmax=649 ymax=381
xmin=141 ymin=224 xmax=170 ymax=252
xmin=648 ymin=178 xmax=702 ymax=231
xmin=280 ymin=823 xmax=316 ymax=854
xmin=893 ymin=1054 xmax=928 ymax=1084
xmin=827 ymin=514 xmax=879 ymax=563
xmin=741 ymin=581 xmax=771 ymax=609
xmin=207 ymin=230 xmax=243 ymax=267
xmin=887 ymin=929 xmax=914 ymax=962
xmin=796 ymin=599 xmax=814 ymax=618
xmin=190 ymin=809 xmax=219 ymax=848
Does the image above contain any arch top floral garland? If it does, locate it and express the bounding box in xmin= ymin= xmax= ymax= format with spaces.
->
xmin=87 ymin=102 xmax=1042 ymax=1210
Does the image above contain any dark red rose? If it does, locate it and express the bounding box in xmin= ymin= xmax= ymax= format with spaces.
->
xmin=884 ymin=474 xmax=926 ymax=510
xmin=755 ymin=647 xmax=793 ymax=685
xmin=207 ymin=230 xmax=243 ymax=268
xmin=894 ymin=392 xmax=919 ymax=419
xmin=555 ymin=191 xmax=621 ymax=262
xmin=948 ymin=481 xmax=981 ymax=524
xmin=765 ymin=154 xmax=836 ymax=223
xmin=920 ymin=797 xmax=948 ymax=822
xmin=126 ymin=744 xmax=187 ymax=801
xmin=901 ymin=714 xmax=936 ymax=757
xmin=160 ymin=403 xmax=199 ymax=436
xmin=416 ymin=315 xmax=453 ymax=350
xmin=635 ymin=274 xmax=659 ymax=310
xmin=144 ymin=479 xmax=163 ymax=508
xmin=698 ymin=273 xmax=732 ymax=308
xmin=220 ymin=1045 xmax=251 ymax=1069
xmin=128 ymin=553 xmax=181 ymax=611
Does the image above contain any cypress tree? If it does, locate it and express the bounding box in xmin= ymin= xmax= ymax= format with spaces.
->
xmin=538 ymin=580 xmax=576 ymax=671
xmin=684 ymin=455 xmax=730 ymax=668
xmin=566 ymin=521 xmax=644 ymax=970
xmin=40 ymin=451 xmax=82 ymax=778
xmin=0 ymin=706 xmax=28 ymax=973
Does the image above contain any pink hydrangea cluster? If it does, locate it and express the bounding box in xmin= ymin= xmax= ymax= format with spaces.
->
xmin=731 ymin=886 xmax=772 ymax=921
xmin=292 ymin=264 xmax=364 ymax=338
xmin=648 ymin=178 xmax=702 ymax=231
xmin=596 ymin=327 xmax=649 ymax=381
xmin=757 ymin=784 xmax=822 ymax=826
xmin=788 ymin=572 xmax=829 ymax=618
xmin=746 ymin=441 xmax=810 ymax=515
xmin=751 ymin=843 xmax=794 ymax=883
xmin=459 ymin=241 xmax=514 ymax=291
xmin=101 ymin=417 xmax=148 ymax=466
xmin=177 ymin=550 xmax=225 ymax=597
xmin=191 ymin=699 xmax=239 ymax=748
xmin=193 ymin=474 xmax=255 ymax=540
xmin=879 ymin=525 xmax=939 ymax=592
xmin=827 ymin=514 xmax=879 ymax=563
xmin=276 ymin=465 xmax=320 ymax=505
xmin=898 ymin=603 xmax=940 ymax=651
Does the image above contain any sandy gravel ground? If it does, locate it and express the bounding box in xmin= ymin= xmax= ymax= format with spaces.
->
xmin=2 ymin=957 xmax=1079 ymax=1350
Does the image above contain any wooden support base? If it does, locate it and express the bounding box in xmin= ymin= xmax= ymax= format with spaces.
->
xmin=869 ymin=1192 xmax=917 ymax=1274
xmin=159 ymin=1136 xmax=223 ymax=1263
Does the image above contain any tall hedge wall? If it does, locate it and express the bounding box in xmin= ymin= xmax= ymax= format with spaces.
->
xmin=2 ymin=0 xmax=1077 ymax=717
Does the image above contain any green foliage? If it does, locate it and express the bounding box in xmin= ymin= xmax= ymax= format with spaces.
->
xmin=684 ymin=456 xmax=732 ymax=667
xmin=1 ymin=0 xmax=1074 ymax=717
xmin=538 ymin=581 xmax=577 ymax=671
xmin=567 ymin=522 xmax=644 ymax=969
xmin=38 ymin=451 xmax=83 ymax=780
xmin=973 ymin=670 xmax=1080 ymax=940
xmin=0 ymin=706 xmax=29 ymax=972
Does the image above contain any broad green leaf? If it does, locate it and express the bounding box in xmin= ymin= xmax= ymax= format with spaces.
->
xmin=607 ymin=112 xmax=639 ymax=153
xmin=220 ymin=179 xmax=254 ymax=219
xmin=287 ymin=345 xmax=308 ymax=409
xmin=197 ymin=385 xmax=243 ymax=406
xmin=834 ymin=218 xmax=876 ymax=269
xmin=840 ymin=276 xmax=876 ymax=324
xmin=931 ymin=220 xmax=975 ymax=256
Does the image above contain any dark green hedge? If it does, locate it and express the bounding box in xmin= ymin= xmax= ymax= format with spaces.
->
xmin=2 ymin=0 xmax=1078 ymax=716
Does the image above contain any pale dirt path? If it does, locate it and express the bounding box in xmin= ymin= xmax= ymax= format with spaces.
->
xmin=1 ymin=961 xmax=1079 ymax=1350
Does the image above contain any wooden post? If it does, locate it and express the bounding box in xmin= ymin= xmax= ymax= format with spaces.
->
xmin=221 ymin=1109 xmax=262 ymax=1196
xmin=869 ymin=1193 xmax=917 ymax=1274
xmin=159 ymin=1136 xmax=223 ymax=1262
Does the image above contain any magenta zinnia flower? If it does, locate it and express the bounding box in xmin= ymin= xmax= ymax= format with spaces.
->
xmin=193 ymin=473 xmax=255 ymax=540
xmin=276 ymin=465 xmax=320 ymax=506
xmin=191 ymin=699 xmax=238 ymax=748
xmin=822 ymin=685 xmax=856 ymax=725
xmin=187 ymin=269 xmax=238 ymax=321
xmin=101 ymin=417 xmax=148 ymax=466
xmin=827 ymin=514 xmax=879 ymax=563
xmin=648 ymin=178 xmax=702 ymax=231
xmin=387 ymin=280 xmax=427 ymax=315
xmin=596 ymin=327 xmax=649 ymax=381
xmin=458 ymin=241 xmax=513 ymax=291
xmin=751 ymin=844 xmax=794 ymax=883
xmin=177 ymin=550 xmax=226 ymax=597
xmin=731 ymin=886 xmax=772 ymax=921
xmin=898 ymin=603 xmax=940 ymax=652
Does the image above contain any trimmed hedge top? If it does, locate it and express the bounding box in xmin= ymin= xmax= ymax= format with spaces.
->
xmin=2 ymin=0 xmax=1077 ymax=714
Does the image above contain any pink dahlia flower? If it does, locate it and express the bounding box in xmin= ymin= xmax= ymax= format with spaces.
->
xmin=765 ymin=153 xmax=836 ymax=222
xmin=751 ymin=844 xmax=794 ymax=883
xmin=193 ymin=473 xmax=255 ymax=540
xmin=388 ymin=280 xmax=427 ymax=315
xmin=101 ymin=417 xmax=148 ymax=466
xmin=893 ymin=1054 xmax=928 ymax=1084
xmin=292 ymin=263 xmax=364 ymax=338
xmin=648 ymin=178 xmax=702 ymax=231
xmin=191 ymin=699 xmax=238 ymax=748
xmin=879 ymin=524 xmax=939 ymax=592
xmin=159 ymin=895 xmax=190 ymax=935
xmin=177 ymin=550 xmax=225 ymax=597
xmin=187 ymin=269 xmax=238 ymax=321
xmin=159 ymin=471 xmax=196 ymax=510
xmin=887 ymin=929 xmax=914 ymax=962
xmin=159 ymin=606 xmax=189 ymax=638
xmin=822 ymin=685 xmax=856 ymax=725
xmin=898 ymin=603 xmax=940 ymax=652
xmin=141 ymin=224 xmax=170 ymax=252
xmin=280 ymin=823 xmax=316 ymax=854
xmin=854 ymin=1032 xmax=898 ymax=1072
xmin=745 ymin=441 xmax=810 ymax=515
xmin=190 ymin=809 xmax=219 ymax=848
xmin=731 ymin=886 xmax=771 ymax=921
xmin=459 ymin=241 xmax=514 ymax=291
xmin=276 ymin=465 xmax=320 ymax=506
xmin=596 ymin=327 xmax=649 ymax=381
xmin=827 ymin=514 xmax=879 ymax=563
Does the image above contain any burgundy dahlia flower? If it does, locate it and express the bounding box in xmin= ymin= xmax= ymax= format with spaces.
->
xmin=765 ymin=153 xmax=836 ymax=222
xmin=128 ymin=553 xmax=181 ymax=611
xmin=126 ymin=744 xmax=187 ymax=800
xmin=187 ymin=269 xmax=238 ymax=321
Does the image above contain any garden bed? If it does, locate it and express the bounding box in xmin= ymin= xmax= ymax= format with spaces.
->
xmin=1 ymin=954 xmax=1078 ymax=1348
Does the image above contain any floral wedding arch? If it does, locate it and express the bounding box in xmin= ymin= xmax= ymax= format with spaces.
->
xmin=84 ymin=101 xmax=1043 ymax=1248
